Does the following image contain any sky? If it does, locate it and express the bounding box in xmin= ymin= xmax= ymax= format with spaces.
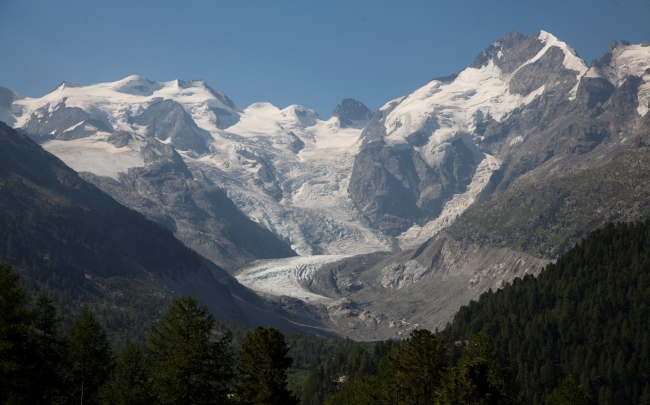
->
xmin=0 ymin=0 xmax=649 ymax=117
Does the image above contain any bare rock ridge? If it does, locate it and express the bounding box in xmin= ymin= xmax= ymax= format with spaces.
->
xmin=128 ymin=99 xmax=211 ymax=154
xmin=332 ymin=98 xmax=374 ymax=128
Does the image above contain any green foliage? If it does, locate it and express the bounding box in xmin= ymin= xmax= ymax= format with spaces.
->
xmin=443 ymin=220 xmax=650 ymax=404
xmin=0 ymin=263 xmax=34 ymax=403
xmin=32 ymin=290 xmax=65 ymax=403
xmin=97 ymin=343 xmax=155 ymax=405
xmin=546 ymin=378 xmax=590 ymax=405
xmin=381 ymin=329 xmax=444 ymax=405
xmin=324 ymin=376 xmax=386 ymax=405
xmin=147 ymin=296 xmax=234 ymax=405
xmin=290 ymin=337 xmax=402 ymax=405
xmin=235 ymin=326 xmax=297 ymax=405
xmin=439 ymin=333 xmax=521 ymax=405
xmin=62 ymin=305 xmax=114 ymax=405
xmin=326 ymin=331 xmax=520 ymax=405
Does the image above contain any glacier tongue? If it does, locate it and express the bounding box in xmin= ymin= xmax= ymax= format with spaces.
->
xmin=235 ymin=255 xmax=351 ymax=304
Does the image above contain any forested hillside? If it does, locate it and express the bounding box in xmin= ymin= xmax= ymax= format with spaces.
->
xmin=443 ymin=220 xmax=650 ymax=404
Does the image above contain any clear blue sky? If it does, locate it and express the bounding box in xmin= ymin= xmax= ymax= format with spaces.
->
xmin=0 ymin=0 xmax=648 ymax=117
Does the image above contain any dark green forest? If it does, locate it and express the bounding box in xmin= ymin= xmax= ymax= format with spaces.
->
xmin=441 ymin=220 xmax=650 ymax=404
xmin=1 ymin=263 xmax=299 ymax=404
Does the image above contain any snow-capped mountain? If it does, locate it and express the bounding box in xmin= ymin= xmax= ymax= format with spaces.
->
xmin=1 ymin=75 xmax=391 ymax=261
xmin=2 ymin=31 xmax=649 ymax=339
xmin=349 ymin=31 xmax=650 ymax=247
xmin=233 ymin=32 xmax=650 ymax=339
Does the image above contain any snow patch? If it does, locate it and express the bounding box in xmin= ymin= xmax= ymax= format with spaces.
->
xmin=638 ymin=74 xmax=650 ymax=116
xmin=41 ymin=136 xmax=144 ymax=179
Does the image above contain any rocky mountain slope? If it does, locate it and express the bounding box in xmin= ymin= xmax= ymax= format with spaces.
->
xmin=80 ymin=138 xmax=296 ymax=270
xmin=351 ymin=32 xmax=650 ymax=247
xmin=0 ymin=122 xmax=333 ymax=339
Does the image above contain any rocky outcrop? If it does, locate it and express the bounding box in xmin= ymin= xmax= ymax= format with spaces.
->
xmin=332 ymin=99 xmax=374 ymax=128
xmin=106 ymin=131 xmax=133 ymax=148
xmin=0 ymin=87 xmax=15 ymax=110
xmin=21 ymin=98 xmax=112 ymax=140
xmin=349 ymin=136 xmax=476 ymax=236
xmin=129 ymin=99 xmax=210 ymax=154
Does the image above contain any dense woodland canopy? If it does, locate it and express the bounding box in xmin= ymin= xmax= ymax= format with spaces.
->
xmin=441 ymin=221 xmax=650 ymax=404
xmin=3 ymin=219 xmax=650 ymax=404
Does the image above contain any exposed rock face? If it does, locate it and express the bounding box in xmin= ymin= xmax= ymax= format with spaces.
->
xmin=332 ymin=99 xmax=374 ymax=128
xmin=21 ymin=99 xmax=112 ymax=140
xmin=349 ymin=136 xmax=476 ymax=236
xmin=349 ymin=31 xmax=650 ymax=242
xmin=129 ymin=99 xmax=210 ymax=154
xmin=106 ymin=131 xmax=133 ymax=148
xmin=470 ymin=30 xmax=546 ymax=73
xmin=297 ymin=236 xmax=548 ymax=339
xmin=82 ymin=139 xmax=297 ymax=270
xmin=235 ymin=149 xmax=283 ymax=201
xmin=0 ymin=87 xmax=15 ymax=109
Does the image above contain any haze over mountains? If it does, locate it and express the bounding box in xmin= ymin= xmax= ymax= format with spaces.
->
xmin=1 ymin=30 xmax=649 ymax=339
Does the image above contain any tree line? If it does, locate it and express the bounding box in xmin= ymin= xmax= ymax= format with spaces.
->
xmin=0 ymin=263 xmax=297 ymax=405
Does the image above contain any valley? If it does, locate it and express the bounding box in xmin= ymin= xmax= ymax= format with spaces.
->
xmin=0 ymin=31 xmax=649 ymax=340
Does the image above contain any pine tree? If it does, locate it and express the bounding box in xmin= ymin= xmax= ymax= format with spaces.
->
xmin=382 ymin=329 xmax=444 ymax=405
xmin=98 ymin=343 xmax=155 ymax=405
xmin=546 ymin=378 xmax=591 ymax=405
xmin=63 ymin=305 xmax=114 ymax=405
xmin=32 ymin=290 xmax=64 ymax=403
xmin=235 ymin=326 xmax=298 ymax=405
xmin=147 ymin=296 xmax=234 ymax=405
xmin=0 ymin=263 xmax=34 ymax=403
xmin=440 ymin=333 xmax=522 ymax=405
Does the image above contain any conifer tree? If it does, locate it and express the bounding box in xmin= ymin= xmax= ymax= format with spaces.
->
xmin=63 ymin=305 xmax=114 ymax=405
xmin=235 ymin=326 xmax=298 ymax=405
xmin=440 ymin=333 xmax=521 ymax=405
xmin=0 ymin=263 xmax=34 ymax=403
xmin=33 ymin=290 xmax=64 ymax=403
xmin=546 ymin=378 xmax=591 ymax=405
xmin=98 ymin=343 xmax=155 ymax=405
xmin=382 ymin=329 xmax=444 ymax=405
xmin=147 ymin=296 xmax=234 ymax=405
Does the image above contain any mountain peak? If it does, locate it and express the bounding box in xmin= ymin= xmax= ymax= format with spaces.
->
xmin=332 ymin=98 xmax=373 ymax=128
xmin=112 ymin=75 xmax=162 ymax=95
xmin=470 ymin=31 xmax=546 ymax=74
